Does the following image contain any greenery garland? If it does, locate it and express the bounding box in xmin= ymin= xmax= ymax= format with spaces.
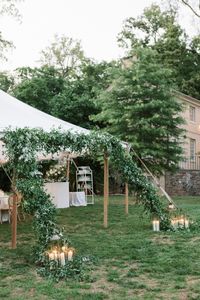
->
xmin=2 ymin=127 xmax=180 ymax=278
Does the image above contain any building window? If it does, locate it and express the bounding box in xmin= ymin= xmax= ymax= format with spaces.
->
xmin=190 ymin=138 xmax=196 ymax=160
xmin=189 ymin=106 xmax=196 ymax=122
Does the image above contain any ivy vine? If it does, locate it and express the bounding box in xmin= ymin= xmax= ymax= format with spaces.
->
xmin=2 ymin=127 xmax=177 ymax=278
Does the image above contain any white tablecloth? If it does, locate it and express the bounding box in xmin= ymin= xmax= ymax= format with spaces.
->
xmin=0 ymin=196 xmax=9 ymax=222
xmin=69 ymin=192 xmax=87 ymax=206
xmin=44 ymin=182 xmax=69 ymax=208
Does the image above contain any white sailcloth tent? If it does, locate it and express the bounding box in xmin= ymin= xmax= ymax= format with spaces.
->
xmin=0 ymin=89 xmax=89 ymax=208
xmin=0 ymin=89 xmax=89 ymax=134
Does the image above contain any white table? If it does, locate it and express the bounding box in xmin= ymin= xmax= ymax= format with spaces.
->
xmin=0 ymin=196 xmax=10 ymax=223
xmin=69 ymin=192 xmax=87 ymax=206
xmin=44 ymin=182 xmax=69 ymax=208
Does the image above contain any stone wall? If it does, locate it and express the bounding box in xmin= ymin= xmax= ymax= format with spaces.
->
xmin=165 ymin=170 xmax=200 ymax=196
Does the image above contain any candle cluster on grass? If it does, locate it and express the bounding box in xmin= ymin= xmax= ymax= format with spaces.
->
xmin=170 ymin=216 xmax=189 ymax=229
xmin=47 ymin=245 xmax=74 ymax=267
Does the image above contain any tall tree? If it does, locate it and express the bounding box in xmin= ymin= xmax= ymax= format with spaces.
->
xmin=49 ymin=60 xmax=114 ymax=129
xmin=39 ymin=34 xmax=86 ymax=78
xmin=118 ymin=4 xmax=200 ymax=99
xmin=12 ymin=61 xmax=113 ymax=129
xmin=93 ymin=47 xmax=185 ymax=174
xmin=13 ymin=66 xmax=65 ymax=113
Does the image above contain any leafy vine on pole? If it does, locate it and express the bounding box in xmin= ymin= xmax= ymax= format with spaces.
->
xmin=2 ymin=127 xmax=171 ymax=277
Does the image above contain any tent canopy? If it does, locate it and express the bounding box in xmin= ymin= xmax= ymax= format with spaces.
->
xmin=0 ymin=89 xmax=89 ymax=134
xmin=0 ymin=89 xmax=90 ymax=161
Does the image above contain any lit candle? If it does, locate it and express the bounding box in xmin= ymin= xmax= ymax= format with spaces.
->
xmin=178 ymin=216 xmax=185 ymax=228
xmin=68 ymin=249 xmax=73 ymax=261
xmin=62 ymin=246 xmax=68 ymax=252
xmin=60 ymin=252 xmax=65 ymax=266
xmin=52 ymin=250 xmax=58 ymax=261
xmin=168 ymin=203 xmax=175 ymax=209
xmin=152 ymin=220 xmax=160 ymax=232
xmin=171 ymin=218 xmax=178 ymax=229
xmin=49 ymin=252 xmax=54 ymax=261
xmin=185 ymin=219 xmax=189 ymax=228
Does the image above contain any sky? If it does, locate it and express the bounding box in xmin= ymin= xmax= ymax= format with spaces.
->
xmin=0 ymin=0 xmax=158 ymax=70
xmin=0 ymin=0 xmax=198 ymax=71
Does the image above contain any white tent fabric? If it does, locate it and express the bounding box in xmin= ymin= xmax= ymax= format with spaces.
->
xmin=0 ymin=89 xmax=89 ymax=134
xmin=0 ymin=89 xmax=89 ymax=162
xmin=0 ymin=90 xmax=89 ymax=207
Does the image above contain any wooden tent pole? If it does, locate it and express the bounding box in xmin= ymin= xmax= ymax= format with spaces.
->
xmin=125 ymin=183 xmax=129 ymax=215
xmin=104 ymin=153 xmax=109 ymax=228
xmin=11 ymin=193 xmax=17 ymax=249
xmin=11 ymin=169 xmax=17 ymax=249
xmin=66 ymin=156 xmax=70 ymax=181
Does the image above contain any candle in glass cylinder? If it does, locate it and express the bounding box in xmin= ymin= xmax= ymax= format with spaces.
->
xmin=68 ymin=249 xmax=73 ymax=261
xmin=168 ymin=203 xmax=175 ymax=210
xmin=152 ymin=220 xmax=160 ymax=231
xmin=171 ymin=218 xmax=177 ymax=229
xmin=62 ymin=246 xmax=68 ymax=252
xmin=60 ymin=252 xmax=65 ymax=266
xmin=48 ymin=252 xmax=54 ymax=261
xmin=178 ymin=216 xmax=185 ymax=227
xmin=52 ymin=250 xmax=58 ymax=261
xmin=185 ymin=219 xmax=189 ymax=228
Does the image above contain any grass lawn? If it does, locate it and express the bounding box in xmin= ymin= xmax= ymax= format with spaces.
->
xmin=1 ymin=195 xmax=200 ymax=300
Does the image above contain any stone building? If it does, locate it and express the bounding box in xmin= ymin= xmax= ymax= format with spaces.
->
xmin=165 ymin=91 xmax=200 ymax=196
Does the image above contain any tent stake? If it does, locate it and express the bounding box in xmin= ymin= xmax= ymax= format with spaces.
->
xmin=104 ymin=153 xmax=109 ymax=228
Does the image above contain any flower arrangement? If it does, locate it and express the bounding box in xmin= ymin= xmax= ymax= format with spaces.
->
xmin=45 ymin=164 xmax=67 ymax=182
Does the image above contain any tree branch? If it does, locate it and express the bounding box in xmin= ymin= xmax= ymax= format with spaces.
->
xmin=181 ymin=0 xmax=200 ymax=17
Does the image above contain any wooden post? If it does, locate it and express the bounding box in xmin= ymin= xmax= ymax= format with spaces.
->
xmin=66 ymin=156 xmax=70 ymax=181
xmin=125 ymin=183 xmax=129 ymax=215
xmin=104 ymin=153 xmax=109 ymax=228
xmin=11 ymin=193 xmax=17 ymax=249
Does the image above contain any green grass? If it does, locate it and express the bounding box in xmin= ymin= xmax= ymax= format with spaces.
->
xmin=1 ymin=195 xmax=200 ymax=299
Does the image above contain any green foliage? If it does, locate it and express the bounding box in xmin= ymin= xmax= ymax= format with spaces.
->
xmin=11 ymin=61 xmax=112 ymax=130
xmin=0 ymin=71 xmax=14 ymax=92
xmin=13 ymin=66 xmax=66 ymax=114
xmin=39 ymin=34 xmax=86 ymax=78
xmin=3 ymin=127 xmax=172 ymax=230
xmin=118 ymin=4 xmax=200 ymax=99
xmin=93 ymin=47 xmax=185 ymax=175
xmin=38 ymin=255 xmax=88 ymax=282
xmin=3 ymin=127 xmax=192 ymax=279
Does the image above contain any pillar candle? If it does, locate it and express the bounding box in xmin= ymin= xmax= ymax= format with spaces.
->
xmin=60 ymin=252 xmax=65 ymax=266
xmin=62 ymin=246 xmax=68 ymax=252
xmin=153 ymin=220 xmax=160 ymax=232
xmin=185 ymin=219 xmax=189 ymax=228
xmin=178 ymin=217 xmax=185 ymax=227
xmin=49 ymin=253 xmax=54 ymax=261
xmin=68 ymin=249 xmax=73 ymax=261
xmin=52 ymin=250 xmax=58 ymax=261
